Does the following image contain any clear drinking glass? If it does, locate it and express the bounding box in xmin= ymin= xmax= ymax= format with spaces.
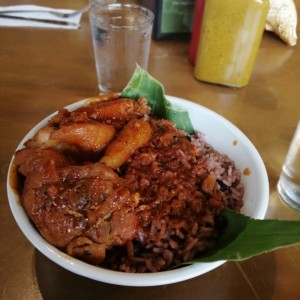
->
xmin=89 ymin=3 xmax=154 ymax=93
xmin=277 ymin=121 xmax=300 ymax=211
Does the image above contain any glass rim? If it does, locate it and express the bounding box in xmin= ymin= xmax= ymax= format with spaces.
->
xmin=89 ymin=3 xmax=154 ymax=30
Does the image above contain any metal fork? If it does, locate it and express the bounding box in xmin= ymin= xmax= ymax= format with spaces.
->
xmin=0 ymin=5 xmax=90 ymax=19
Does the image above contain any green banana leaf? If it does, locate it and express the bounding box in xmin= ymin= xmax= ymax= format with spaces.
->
xmin=187 ymin=208 xmax=300 ymax=263
xmin=121 ymin=66 xmax=300 ymax=262
xmin=121 ymin=65 xmax=194 ymax=134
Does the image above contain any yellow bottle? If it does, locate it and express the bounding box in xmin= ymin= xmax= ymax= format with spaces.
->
xmin=194 ymin=0 xmax=269 ymax=88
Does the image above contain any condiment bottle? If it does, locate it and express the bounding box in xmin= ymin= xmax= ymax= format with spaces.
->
xmin=189 ymin=0 xmax=205 ymax=65
xmin=194 ymin=0 xmax=269 ymax=88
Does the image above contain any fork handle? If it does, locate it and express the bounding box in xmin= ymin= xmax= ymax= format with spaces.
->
xmin=0 ymin=14 xmax=77 ymax=26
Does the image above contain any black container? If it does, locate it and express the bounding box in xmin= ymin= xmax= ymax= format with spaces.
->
xmin=139 ymin=0 xmax=195 ymax=39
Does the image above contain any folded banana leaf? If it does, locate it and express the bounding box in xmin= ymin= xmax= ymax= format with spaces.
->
xmin=121 ymin=65 xmax=194 ymax=134
xmin=188 ymin=208 xmax=300 ymax=262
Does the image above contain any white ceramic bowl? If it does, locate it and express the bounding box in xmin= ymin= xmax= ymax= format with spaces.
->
xmin=7 ymin=96 xmax=269 ymax=286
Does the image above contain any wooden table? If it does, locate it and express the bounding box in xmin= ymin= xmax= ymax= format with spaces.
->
xmin=1 ymin=1 xmax=300 ymax=299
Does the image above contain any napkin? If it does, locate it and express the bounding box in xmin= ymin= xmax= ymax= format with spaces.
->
xmin=0 ymin=5 xmax=85 ymax=29
xmin=265 ymin=0 xmax=298 ymax=46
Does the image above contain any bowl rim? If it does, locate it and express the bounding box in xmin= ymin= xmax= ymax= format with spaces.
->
xmin=6 ymin=95 xmax=269 ymax=286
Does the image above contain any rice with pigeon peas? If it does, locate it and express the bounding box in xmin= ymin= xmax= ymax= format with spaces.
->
xmin=103 ymin=119 xmax=244 ymax=272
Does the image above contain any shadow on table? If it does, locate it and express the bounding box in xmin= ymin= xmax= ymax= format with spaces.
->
xmin=34 ymin=250 xmax=277 ymax=300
